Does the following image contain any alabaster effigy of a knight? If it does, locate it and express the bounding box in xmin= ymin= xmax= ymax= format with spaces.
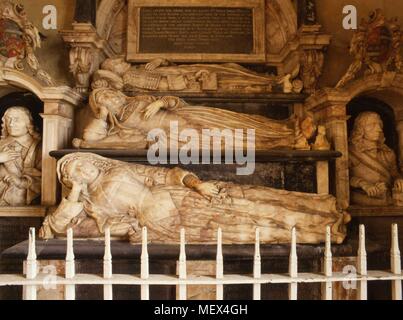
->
xmin=0 ymin=107 xmax=42 ymax=206
xmin=91 ymin=57 xmax=301 ymax=94
xmin=72 ymin=88 xmax=317 ymax=151
xmin=39 ymin=153 xmax=350 ymax=244
xmin=349 ymin=112 xmax=403 ymax=206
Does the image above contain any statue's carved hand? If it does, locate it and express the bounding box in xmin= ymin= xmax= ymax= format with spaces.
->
xmin=145 ymin=58 xmax=169 ymax=71
xmin=194 ymin=182 xmax=220 ymax=201
xmin=0 ymin=151 xmax=20 ymax=163
xmin=362 ymin=182 xmax=387 ymax=198
xmin=142 ymin=100 xmax=164 ymax=120
xmin=3 ymin=174 xmax=23 ymax=187
xmin=70 ymin=212 xmax=86 ymax=225
xmin=145 ymin=61 xmax=159 ymax=71
xmin=394 ymin=179 xmax=403 ymax=193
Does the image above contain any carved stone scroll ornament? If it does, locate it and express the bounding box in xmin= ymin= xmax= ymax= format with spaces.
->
xmin=0 ymin=1 xmax=54 ymax=85
xmin=299 ymin=49 xmax=324 ymax=93
xmin=92 ymin=58 xmax=302 ymax=94
xmin=336 ymin=9 xmax=402 ymax=88
xmin=349 ymin=112 xmax=403 ymax=206
xmin=69 ymin=46 xmax=94 ymax=93
xmin=72 ymin=88 xmax=319 ymax=151
xmin=39 ymin=153 xmax=350 ymax=244
xmin=0 ymin=107 xmax=42 ymax=206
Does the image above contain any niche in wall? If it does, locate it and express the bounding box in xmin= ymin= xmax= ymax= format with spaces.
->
xmin=347 ymin=96 xmax=398 ymax=161
xmin=0 ymin=92 xmax=44 ymax=134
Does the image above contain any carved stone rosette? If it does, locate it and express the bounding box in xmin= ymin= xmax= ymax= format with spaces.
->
xmin=0 ymin=0 xmax=54 ymax=85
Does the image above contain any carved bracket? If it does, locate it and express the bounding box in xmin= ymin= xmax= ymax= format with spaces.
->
xmin=297 ymin=25 xmax=329 ymax=94
xmin=61 ymin=23 xmax=113 ymax=94
xmin=299 ymin=49 xmax=324 ymax=94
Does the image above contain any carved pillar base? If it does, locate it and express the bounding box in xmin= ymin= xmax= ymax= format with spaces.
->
xmin=41 ymin=101 xmax=74 ymax=206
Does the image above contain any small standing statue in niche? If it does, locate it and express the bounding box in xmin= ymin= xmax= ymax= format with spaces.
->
xmin=313 ymin=125 xmax=331 ymax=150
xmin=39 ymin=153 xmax=349 ymax=244
xmin=349 ymin=112 xmax=403 ymax=206
xmin=0 ymin=107 xmax=41 ymax=206
xmin=72 ymin=88 xmax=314 ymax=150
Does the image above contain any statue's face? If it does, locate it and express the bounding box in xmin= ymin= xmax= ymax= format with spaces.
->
xmin=98 ymin=91 xmax=126 ymax=113
xmin=114 ymin=60 xmax=131 ymax=75
xmin=4 ymin=109 xmax=29 ymax=137
xmin=68 ymin=160 xmax=100 ymax=185
xmin=363 ymin=116 xmax=384 ymax=142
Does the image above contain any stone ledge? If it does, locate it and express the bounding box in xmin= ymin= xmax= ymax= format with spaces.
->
xmin=349 ymin=206 xmax=403 ymax=217
xmin=0 ymin=206 xmax=47 ymax=218
xmin=50 ymin=149 xmax=342 ymax=163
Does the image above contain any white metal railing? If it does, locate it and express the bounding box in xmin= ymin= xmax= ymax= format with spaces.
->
xmin=0 ymin=224 xmax=402 ymax=300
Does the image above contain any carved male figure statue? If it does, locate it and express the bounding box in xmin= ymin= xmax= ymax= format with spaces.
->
xmin=0 ymin=107 xmax=41 ymax=206
xmin=39 ymin=153 xmax=349 ymax=244
xmin=349 ymin=112 xmax=403 ymax=206
xmin=92 ymin=57 xmax=299 ymax=94
xmin=73 ymin=88 xmax=314 ymax=150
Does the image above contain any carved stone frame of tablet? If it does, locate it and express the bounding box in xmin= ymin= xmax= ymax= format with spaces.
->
xmin=127 ymin=0 xmax=266 ymax=63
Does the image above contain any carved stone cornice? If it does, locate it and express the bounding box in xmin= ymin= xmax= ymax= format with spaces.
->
xmin=266 ymin=25 xmax=330 ymax=65
xmin=0 ymin=67 xmax=84 ymax=106
xmin=266 ymin=24 xmax=330 ymax=94
xmin=305 ymin=72 xmax=403 ymax=127
xmin=60 ymin=23 xmax=113 ymax=55
xmin=305 ymin=88 xmax=351 ymax=111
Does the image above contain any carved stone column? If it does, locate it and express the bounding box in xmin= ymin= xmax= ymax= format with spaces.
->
xmin=60 ymin=23 xmax=112 ymax=94
xmin=396 ymin=120 xmax=403 ymax=168
xmin=323 ymin=106 xmax=350 ymax=209
xmin=41 ymin=101 xmax=74 ymax=206
xmin=307 ymin=94 xmax=350 ymax=209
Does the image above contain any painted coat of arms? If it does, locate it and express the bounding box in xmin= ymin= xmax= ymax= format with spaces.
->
xmin=0 ymin=18 xmax=25 ymax=59
xmin=336 ymin=9 xmax=402 ymax=88
xmin=0 ymin=0 xmax=53 ymax=85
